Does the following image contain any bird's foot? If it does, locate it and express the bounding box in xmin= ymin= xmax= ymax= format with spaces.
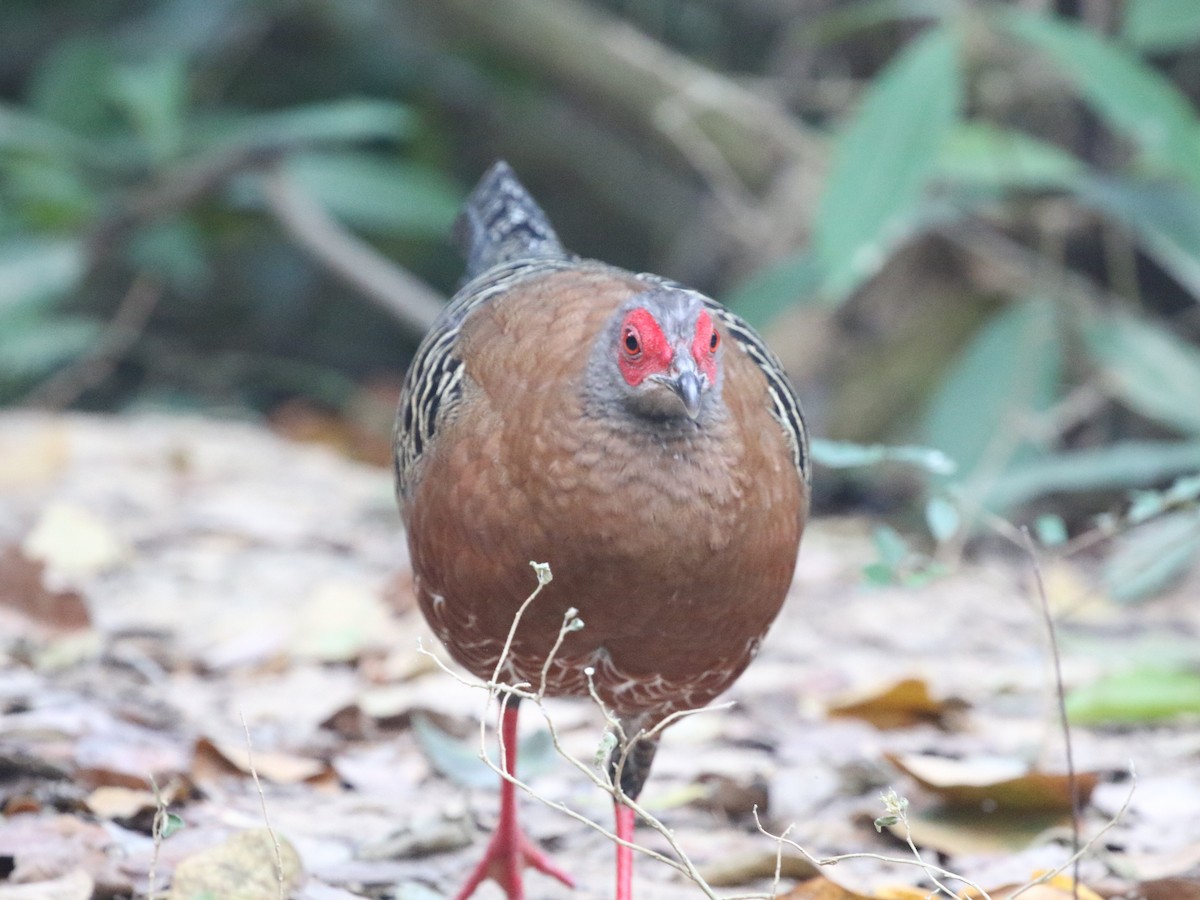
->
xmin=454 ymin=826 xmax=574 ymax=900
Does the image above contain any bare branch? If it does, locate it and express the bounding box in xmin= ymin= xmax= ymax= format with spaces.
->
xmin=21 ymin=275 xmax=161 ymax=409
xmin=262 ymin=166 xmax=444 ymax=336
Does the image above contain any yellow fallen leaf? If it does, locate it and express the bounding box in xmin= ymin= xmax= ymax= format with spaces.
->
xmin=22 ymin=502 xmax=128 ymax=578
xmin=781 ymin=875 xmax=874 ymax=900
xmin=827 ymin=677 xmax=967 ymax=729
xmin=875 ymin=887 xmax=941 ymax=900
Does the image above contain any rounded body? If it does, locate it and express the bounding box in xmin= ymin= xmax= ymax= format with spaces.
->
xmin=398 ymin=262 xmax=808 ymax=728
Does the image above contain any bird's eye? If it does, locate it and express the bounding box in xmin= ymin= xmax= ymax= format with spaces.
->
xmin=623 ymin=328 xmax=641 ymax=356
xmin=709 ymin=330 xmax=720 ymax=352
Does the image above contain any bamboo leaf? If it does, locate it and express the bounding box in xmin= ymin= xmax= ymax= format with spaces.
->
xmin=921 ymin=297 xmax=1061 ymax=479
xmin=724 ymin=254 xmax=823 ymax=327
xmin=1068 ymin=666 xmax=1200 ymax=724
xmin=1103 ymin=508 xmax=1200 ymax=603
xmin=936 ymin=121 xmax=1083 ymax=192
xmin=984 ymin=440 xmax=1200 ymax=511
xmin=278 ymin=152 xmax=460 ymax=238
xmin=1077 ymin=177 xmax=1200 ymax=301
xmin=0 ymin=238 xmax=86 ymax=316
xmin=1122 ymin=0 xmax=1200 ymax=53
xmin=1003 ymin=10 xmax=1200 ymax=192
xmin=1084 ymin=312 xmax=1200 ymax=435
xmin=815 ymin=25 xmax=960 ymax=299
xmin=812 ymin=439 xmax=957 ymax=475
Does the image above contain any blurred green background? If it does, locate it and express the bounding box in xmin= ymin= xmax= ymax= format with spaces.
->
xmin=3 ymin=0 xmax=1200 ymax=597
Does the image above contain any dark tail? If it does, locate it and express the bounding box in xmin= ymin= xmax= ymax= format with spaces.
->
xmin=452 ymin=161 xmax=566 ymax=279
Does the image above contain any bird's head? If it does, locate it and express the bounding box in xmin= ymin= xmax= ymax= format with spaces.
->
xmin=590 ymin=289 xmax=723 ymax=423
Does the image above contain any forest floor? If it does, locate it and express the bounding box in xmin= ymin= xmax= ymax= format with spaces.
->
xmin=0 ymin=412 xmax=1198 ymax=900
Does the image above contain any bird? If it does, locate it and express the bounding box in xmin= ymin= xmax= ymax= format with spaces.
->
xmin=394 ymin=161 xmax=810 ymax=900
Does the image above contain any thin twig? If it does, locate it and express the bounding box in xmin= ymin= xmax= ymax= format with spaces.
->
xmin=1020 ymin=527 xmax=1080 ymax=900
xmin=21 ymin=275 xmax=162 ymax=409
xmin=147 ymin=775 xmax=169 ymax=900
xmin=1007 ymin=765 xmax=1136 ymax=900
xmin=262 ymin=166 xmax=444 ymax=335
xmin=240 ymin=711 xmax=287 ymax=900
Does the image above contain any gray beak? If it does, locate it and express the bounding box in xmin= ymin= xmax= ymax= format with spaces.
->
xmin=671 ymin=369 xmax=703 ymax=419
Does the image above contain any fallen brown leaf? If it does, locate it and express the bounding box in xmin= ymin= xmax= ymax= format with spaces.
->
xmin=886 ymin=752 xmax=1099 ymax=812
xmin=0 ymin=546 xmax=90 ymax=632
xmin=828 ymin=677 xmax=968 ymax=730
xmin=891 ymin=805 xmax=1075 ymax=856
xmin=699 ymin=850 xmax=819 ymax=888
xmin=192 ymin=737 xmax=331 ymax=785
xmin=1133 ymin=878 xmax=1200 ymax=900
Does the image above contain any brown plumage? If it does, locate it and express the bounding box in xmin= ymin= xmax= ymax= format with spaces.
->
xmin=395 ymin=162 xmax=810 ymax=900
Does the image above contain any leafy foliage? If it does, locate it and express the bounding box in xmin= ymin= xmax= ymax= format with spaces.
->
xmin=5 ymin=0 xmax=1200 ymax=596
xmin=0 ymin=3 xmax=460 ymax=405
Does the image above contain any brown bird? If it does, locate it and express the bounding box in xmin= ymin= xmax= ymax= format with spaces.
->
xmin=394 ymin=162 xmax=810 ymax=899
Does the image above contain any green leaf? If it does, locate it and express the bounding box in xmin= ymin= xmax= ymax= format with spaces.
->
xmin=4 ymin=157 xmax=98 ymax=228
xmin=109 ymin=56 xmax=189 ymax=164
xmin=0 ymin=238 xmax=86 ymax=317
xmin=1103 ymin=507 xmax=1200 ymax=602
xmin=815 ymin=25 xmax=960 ymax=299
xmin=1034 ymin=514 xmax=1068 ymax=547
xmin=1083 ymin=312 xmax=1200 ymax=435
xmin=0 ymin=103 xmax=97 ymax=161
xmin=1002 ymin=10 xmax=1200 ymax=192
xmin=936 ymin=121 xmax=1083 ymax=192
xmin=279 ymin=152 xmax=460 ymax=238
xmin=0 ymin=315 xmax=99 ymax=379
xmin=159 ymin=812 xmax=185 ymax=839
xmin=1067 ymin=666 xmax=1200 ymax=724
xmin=1077 ymin=177 xmax=1200 ymax=301
xmin=812 ymin=439 xmax=957 ymax=475
xmin=1122 ymin=0 xmax=1200 ymax=52
xmin=1128 ymin=473 xmax=1200 ymax=524
xmin=724 ymin=254 xmax=823 ymax=327
xmin=206 ymin=99 xmax=414 ymax=153
xmin=924 ymin=495 xmax=960 ymax=542
xmin=410 ymin=712 xmax=554 ymax=791
xmin=984 ymin=440 xmax=1200 ymax=511
xmin=872 ymin=524 xmax=910 ymax=568
xmin=921 ymin=297 xmax=1061 ymax=480
xmin=26 ymin=37 xmax=119 ymax=135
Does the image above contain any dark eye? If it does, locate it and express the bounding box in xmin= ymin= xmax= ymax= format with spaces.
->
xmin=709 ymin=329 xmax=720 ymax=352
xmin=623 ymin=328 xmax=641 ymax=356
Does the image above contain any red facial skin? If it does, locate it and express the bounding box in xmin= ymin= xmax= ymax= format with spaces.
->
xmin=617 ymin=307 xmax=720 ymax=387
xmin=691 ymin=309 xmax=719 ymax=384
xmin=617 ymin=308 xmax=673 ymax=386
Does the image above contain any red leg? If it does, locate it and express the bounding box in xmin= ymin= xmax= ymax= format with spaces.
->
xmin=454 ymin=702 xmax=575 ymax=900
xmin=614 ymin=801 xmax=636 ymax=900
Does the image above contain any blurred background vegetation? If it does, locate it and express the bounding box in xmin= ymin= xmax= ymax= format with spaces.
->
xmin=3 ymin=0 xmax=1200 ymax=598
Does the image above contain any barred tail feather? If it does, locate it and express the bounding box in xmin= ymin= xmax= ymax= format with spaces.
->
xmin=453 ymin=161 xmax=566 ymax=279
